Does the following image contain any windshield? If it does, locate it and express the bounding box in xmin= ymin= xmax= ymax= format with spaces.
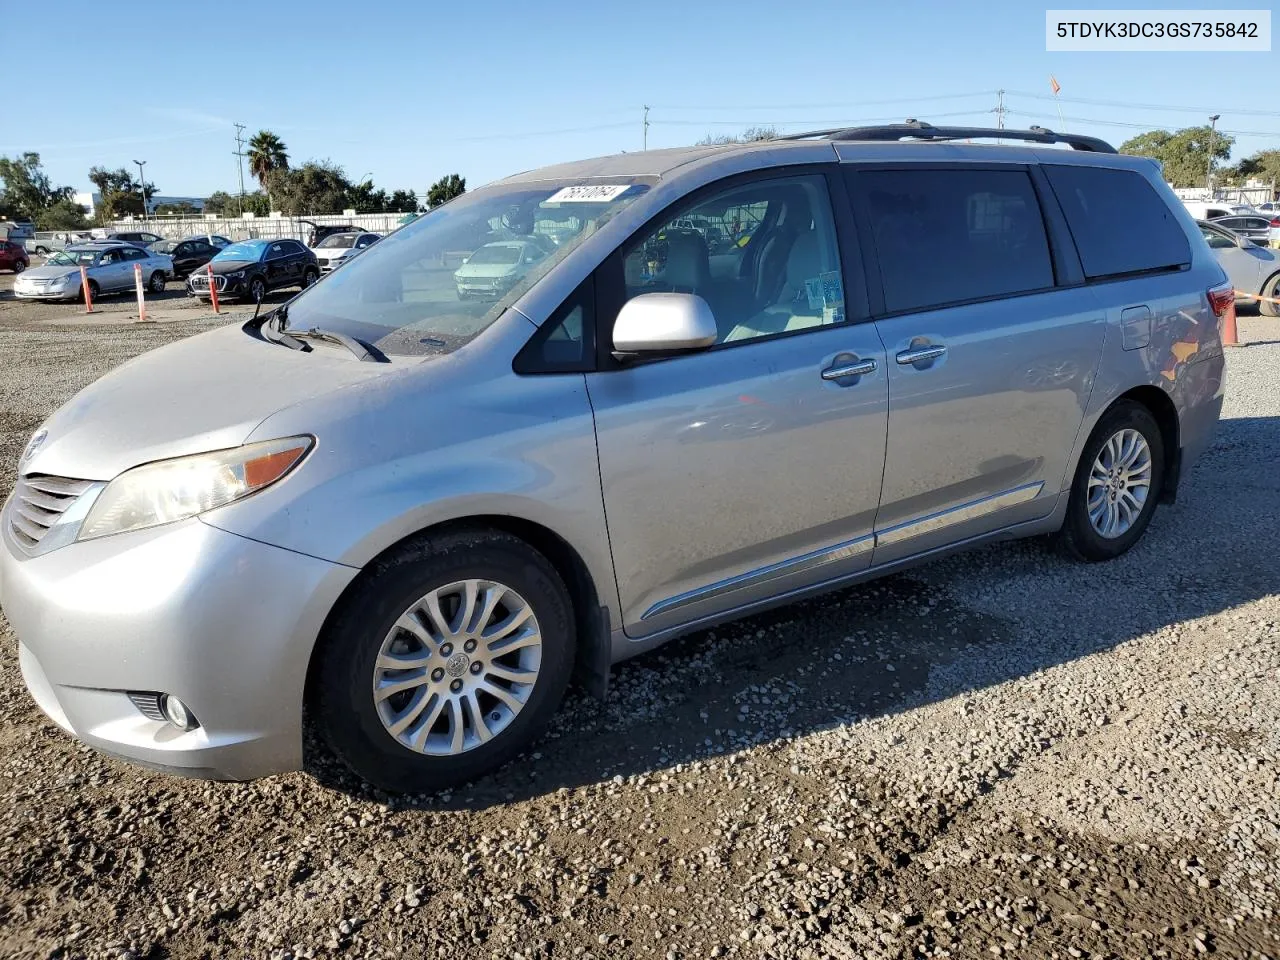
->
xmin=467 ymin=244 xmax=522 ymax=265
xmin=317 ymin=234 xmax=357 ymax=249
xmin=279 ymin=178 xmax=651 ymax=356
xmin=49 ymin=249 xmax=97 ymax=266
xmin=152 ymin=240 xmax=175 ymax=253
xmin=215 ymin=241 xmax=266 ymax=262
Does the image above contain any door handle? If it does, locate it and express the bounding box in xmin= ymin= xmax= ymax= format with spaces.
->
xmin=896 ymin=344 xmax=947 ymax=365
xmin=821 ymin=357 xmax=877 ymax=381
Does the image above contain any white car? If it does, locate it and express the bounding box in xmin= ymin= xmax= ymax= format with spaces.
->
xmin=453 ymin=239 xmax=548 ymax=299
xmin=310 ymin=231 xmax=381 ymax=273
xmin=13 ymin=242 xmax=172 ymax=301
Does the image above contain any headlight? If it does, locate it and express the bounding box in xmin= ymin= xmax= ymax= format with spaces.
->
xmin=77 ymin=436 xmax=313 ymax=541
xmin=227 ymin=269 xmax=246 ymax=279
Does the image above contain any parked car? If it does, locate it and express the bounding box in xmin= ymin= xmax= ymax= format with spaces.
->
xmin=0 ymin=220 xmax=35 ymax=243
xmin=311 ymin=231 xmax=381 ymax=273
xmin=453 ymin=239 xmax=549 ymax=298
xmin=12 ymin=242 xmax=171 ymax=300
xmin=1197 ymin=219 xmax=1280 ymax=316
xmin=300 ymin=221 xmax=360 ymax=249
xmin=0 ymin=124 xmax=1227 ymax=794
xmin=186 ymin=238 xmax=319 ymax=302
xmin=104 ymin=230 xmax=166 ymax=249
xmin=24 ymin=231 xmax=88 ymax=255
xmin=0 ymin=239 xmax=30 ymax=273
xmin=152 ymin=236 xmax=229 ymax=278
xmin=1208 ymin=213 xmax=1280 ymax=247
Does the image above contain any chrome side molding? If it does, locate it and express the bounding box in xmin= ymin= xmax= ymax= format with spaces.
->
xmin=874 ymin=481 xmax=1044 ymax=546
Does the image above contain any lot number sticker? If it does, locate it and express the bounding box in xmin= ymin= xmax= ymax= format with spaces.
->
xmin=545 ymin=184 xmax=632 ymax=203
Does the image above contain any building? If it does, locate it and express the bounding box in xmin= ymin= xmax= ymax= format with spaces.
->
xmin=72 ymin=192 xmax=207 ymax=216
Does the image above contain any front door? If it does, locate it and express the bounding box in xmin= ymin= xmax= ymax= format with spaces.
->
xmin=586 ymin=171 xmax=889 ymax=636
xmin=264 ymin=242 xmax=290 ymax=289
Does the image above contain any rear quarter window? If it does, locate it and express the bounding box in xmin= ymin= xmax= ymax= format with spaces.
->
xmin=1044 ymin=165 xmax=1191 ymax=281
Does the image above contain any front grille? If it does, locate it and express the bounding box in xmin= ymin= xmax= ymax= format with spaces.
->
xmin=189 ymin=274 xmax=225 ymax=291
xmin=127 ymin=692 xmax=167 ymax=722
xmin=317 ymin=257 xmax=330 ymax=267
xmin=9 ymin=474 xmax=95 ymax=548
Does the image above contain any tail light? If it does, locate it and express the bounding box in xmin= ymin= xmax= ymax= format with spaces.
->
xmin=1270 ymin=217 xmax=1280 ymax=227
xmin=1207 ymin=282 xmax=1234 ymax=318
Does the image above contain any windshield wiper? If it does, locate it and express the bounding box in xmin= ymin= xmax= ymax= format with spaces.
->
xmin=288 ymin=327 xmax=383 ymax=362
xmin=256 ymin=303 xmax=307 ymax=351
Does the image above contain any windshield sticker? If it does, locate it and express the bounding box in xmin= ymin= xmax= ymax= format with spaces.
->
xmin=544 ymin=184 xmax=632 ymax=204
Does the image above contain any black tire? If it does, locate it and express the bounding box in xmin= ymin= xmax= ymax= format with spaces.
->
xmin=81 ymin=279 xmax=99 ymax=303
xmin=1058 ymin=400 xmax=1165 ymax=562
xmin=248 ymin=276 xmax=267 ymax=303
xmin=34 ymin=246 xmax=49 ymax=255
xmin=312 ymin=529 xmax=576 ymax=794
xmin=148 ymin=271 xmax=166 ymax=293
xmin=301 ymin=267 xmax=319 ymax=289
xmin=1260 ymin=273 xmax=1280 ymax=318
xmin=13 ymin=260 xmax=25 ymax=274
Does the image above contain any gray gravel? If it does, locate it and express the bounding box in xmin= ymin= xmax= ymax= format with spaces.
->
xmin=1 ymin=289 xmax=1278 ymax=959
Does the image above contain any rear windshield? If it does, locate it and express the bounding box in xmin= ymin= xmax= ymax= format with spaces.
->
xmin=1044 ymin=165 xmax=1191 ymax=281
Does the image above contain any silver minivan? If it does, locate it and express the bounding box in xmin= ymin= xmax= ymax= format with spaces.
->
xmin=0 ymin=124 xmax=1228 ymax=793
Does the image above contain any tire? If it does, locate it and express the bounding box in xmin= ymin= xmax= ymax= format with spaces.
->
xmin=248 ymin=277 xmax=267 ymax=303
xmin=148 ymin=271 xmax=166 ymax=293
xmin=34 ymin=246 xmax=48 ymax=255
xmin=13 ymin=260 xmax=25 ymax=274
xmin=301 ymin=268 xmax=319 ymax=289
xmin=1058 ymin=400 xmax=1164 ymax=562
xmin=313 ymin=529 xmax=576 ymax=793
xmin=81 ymin=279 xmax=99 ymax=303
xmin=1260 ymin=273 xmax=1280 ymax=318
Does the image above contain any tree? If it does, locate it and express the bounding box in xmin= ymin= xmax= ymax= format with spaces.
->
xmin=1235 ymin=149 xmax=1280 ymax=186
xmin=248 ymin=130 xmax=289 ymax=209
xmin=204 ymin=190 xmax=268 ymax=216
xmin=268 ymin=161 xmax=352 ymax=216
xmin=695 ymin=126 xmax=779 ymax=146
xmin=1119 ymin=125 xmax=1235 ymax=188
xmin=37 ymin=196 xmax=89 ymax=230
xmin=0 ymin=152 xmax=75 ymax=221
xmin=154 ymin=201 xmax=198 ymax=216
xmin=347 ymin=180 xmax=389 ymax=213
xmin=388 ymin=189 xmax=420 ymax=212
xmin=427 ymin=174 xmax=466 ymax=208
xmin=87 ymin=166 xmax=156 ymax=222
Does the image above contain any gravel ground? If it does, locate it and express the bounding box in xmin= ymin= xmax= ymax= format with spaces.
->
xmin=0 ymin=289 xmax=1277 ymax=960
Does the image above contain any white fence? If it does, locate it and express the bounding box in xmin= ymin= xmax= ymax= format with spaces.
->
xmin=108 ymin=212 xmax=412 ymax=243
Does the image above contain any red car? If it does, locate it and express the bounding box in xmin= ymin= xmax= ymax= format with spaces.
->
xmin=0 ymin=240 xmax=29 ymax=273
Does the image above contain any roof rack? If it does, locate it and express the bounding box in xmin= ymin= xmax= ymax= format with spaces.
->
xmin=778 ymin=119 xmax=1116 ymax=154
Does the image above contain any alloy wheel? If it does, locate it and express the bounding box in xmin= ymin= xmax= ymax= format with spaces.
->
xmin=372 ymin=579 xmax=542 ymax=756
xmin=1087 ymin=428 xmax=1153 ymax=538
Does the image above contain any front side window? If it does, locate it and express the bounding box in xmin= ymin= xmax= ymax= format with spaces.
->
xmin=122 ymin=247 xmax=147 ymax=261
xmin=1044 ymin=165 xmax=1191 ymax=281
xmin=619 ymin=174 xmax=845 ymax=345
xmin=860 ymin=169 xmax=1054 ymax=314
xmin=1199 ymin=224 xmax=1236 ymax=250
xmin=279 ymin=178 xmax=651 ymax=356
xmin=268 ymin=243 xmax=286 ymax=260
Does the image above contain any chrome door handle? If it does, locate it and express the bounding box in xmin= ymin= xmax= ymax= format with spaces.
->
xmin=896 ymin=344 xmax=947 ymax=365
xmin=821 ymin=357 xmax=877 ymax=380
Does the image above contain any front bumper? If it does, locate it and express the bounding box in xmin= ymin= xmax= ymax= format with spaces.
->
xmin=14 ymin=284 xmax=74 ymax=300
xmin=0 ymin=506 xmax=358 ymax=780
xmin=188 ymin=273 xmax=246 ymax=299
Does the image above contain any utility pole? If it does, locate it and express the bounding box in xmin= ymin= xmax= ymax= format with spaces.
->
xmin=1206 ymin=114 xmax=1221 ymax=195
xmin=643 ymin=105 xmax=650 ymax=151
xmin=133 ymin=159 xmax=147 ymax=222
xmin=994 ymin=89 xmax=1007 ymax=131
xmin=233 ymin=123 xmax=248 ymax=217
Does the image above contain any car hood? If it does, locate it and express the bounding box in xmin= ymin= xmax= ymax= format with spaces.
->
xmin=312 ymin=247 xmax=352 ymax=258
xmin=455 ymin=263 xmax=518 ymax=280
xmin=15 ymin=264 xmax=79 ymax=281
xmin=206 ymin=258 xmax=259 ymax=274
xmin=24 ymin=323 xmax=404 ymax=481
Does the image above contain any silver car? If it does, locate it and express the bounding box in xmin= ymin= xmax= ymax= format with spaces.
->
xmin=0 ymin=124 xmax=1228 ymax=793
xmin=13 ymin=242 xmax=172 ymax=301
xmin=1198 ymin=220 xmax=1280 ymax=317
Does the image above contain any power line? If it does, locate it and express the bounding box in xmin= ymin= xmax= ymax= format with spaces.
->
xmin=1004 ymin=90 xmax=1280 ymax=119
xmin=1005 ymin=108 xmax=1280 ymax=138
xmin=646 ymin=91 xmax=999 ymax=112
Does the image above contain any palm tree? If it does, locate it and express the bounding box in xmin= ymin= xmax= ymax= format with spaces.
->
xmin=247 ymin=130 xmax=289 ymax=209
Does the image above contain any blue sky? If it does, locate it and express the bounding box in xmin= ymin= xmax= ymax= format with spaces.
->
xmin=5 ymin=0 xmax=1278 ymax=199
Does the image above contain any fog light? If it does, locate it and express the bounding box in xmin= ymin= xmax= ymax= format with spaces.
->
xmin=160 ymin=695 xmax=199 ymax=731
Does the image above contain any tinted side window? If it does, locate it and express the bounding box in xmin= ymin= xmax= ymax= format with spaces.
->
xmin=1199 ymin=224 xmax=1236 ymax=250
xmin=122 ymin=247 xmax=147 ymax=260
xmin=859 ymin=169 xmax=1053 ymax=314
xmin=1044 ymin=165 xmax=1191 ymax=281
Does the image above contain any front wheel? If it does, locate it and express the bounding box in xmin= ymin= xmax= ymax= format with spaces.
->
xmin=312 ymin=530 xmax=575 ymax=794
xmin=148 ymin=271 xmax=166 ymax=293
xmin=1260 ymin=273 xmax=1280 ymax=319
xmin=247 ymin=277 xmax=267 ymax=303
xmin=1058 ymin=400 xmax=1164 ymax=561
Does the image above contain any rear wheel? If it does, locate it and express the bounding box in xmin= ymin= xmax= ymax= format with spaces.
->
xmin=1260 ymin=273 xmax=1280 ymax=318
xmin=148 ymin=271 xmax=166 ymax=293
xmin=313 ymin=530 xmax=575 ymax=794
xmin=81 ymin=279 xmax=99 ymax=303
xmin=12 ymin=260 xmax=25 ymax=274
xmin=1058 ymin=400 xmax=1164 ymax=562
xmin=34 ymin=246 xmax=49 ymax=255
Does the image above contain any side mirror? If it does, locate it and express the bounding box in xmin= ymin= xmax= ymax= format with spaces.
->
xmin=1237 ymin=234 xmax=1256 ymax=249
xmin=612 ymin=292 xmax=718 ymax=359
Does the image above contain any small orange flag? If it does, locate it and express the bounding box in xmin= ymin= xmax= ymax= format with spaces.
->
xmin=1050 ymin=75 xmax=1061 ymax=95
